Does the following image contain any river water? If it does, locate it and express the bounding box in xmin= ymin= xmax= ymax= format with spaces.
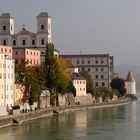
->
xmin=0 ymin=95 xmax=140 ymax=140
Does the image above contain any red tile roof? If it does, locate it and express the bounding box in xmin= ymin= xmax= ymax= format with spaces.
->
xmin=126 ymin=71 xmax=135 ymax=82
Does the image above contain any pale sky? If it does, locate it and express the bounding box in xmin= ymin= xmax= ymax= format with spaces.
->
xmin=1 ymin=0 xmax=140 ymax=66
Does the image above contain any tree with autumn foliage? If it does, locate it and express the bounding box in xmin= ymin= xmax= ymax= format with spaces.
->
xmin=15 ymin=65 xmax=45 ymax=106
xmin=45 ymin=43 xmax=74 ymax=106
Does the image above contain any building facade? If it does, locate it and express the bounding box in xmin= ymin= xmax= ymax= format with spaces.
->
xmin=13 ymin=47 xmax=40 ymax=66
xmin=62 ymin=54 xmax=114 ymax=89
xmin=0 ymin=12 xmax=52 ymax=63
xmin=0 ymin=53 xmax=15 ymax=107
xmin=72 ymin=73 xmax=86 ymax=96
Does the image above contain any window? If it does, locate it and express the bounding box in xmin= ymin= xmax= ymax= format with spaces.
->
xmin=3 ymin=25 xmax=6 ymax=31
xmin=0 ymin=74 xmax=2 ymax=78
xmin=41 ymin=52 xmax=44 ymax=55
xmin=101 ymin=75 xmax=104 ymax=79
xmin=77 ymin=60 xmax=79 ymax=64
xmin=95 ymin=68 xmax=98 ymax=72
xmin=32 ymin=40 xmax=35 ymax=45
xmin=82 ymin=60 xmax=84 ymax=64
xmin=88 ymin=60 xmax=90 ymax=64
xmin=41 ymin=24 xmax=45 ymax=30
xmin=101 ymin=68 xmax=104 ymax=72
xmin=5 ymin=48 xmax=7 ymax=52
xmin=101 ymin=60 xmax=104 ymax=64
xmin=9 ymin=49 xmax=11 ymax=53
xmin=22 ymin=40 xmax=26 ymax=45
xmin=41 ymin=39 xmax=44 ymax=45
xmin=1 ymin=48 xmax=3 ymax=52
xmin=95 ymin=82 xmax=98 ymax=87
xmin=13 ymin=40 xmax=16 ymax=45
xmin=88 ymin=68 xmax=90 ymax=72
xmin=15 ymin=51 xmax=18 ymax=55
xmin=95 ymin=75 xmax=98 ymax=79
xmin=30 ymin=52 xmax=32 ymax=55
xmin=102 ymin=82 xmax=105 ymax=87
xmin=95 ymin=60 xmax=98 ymax=64
xmin=3 ymin=40 xmax=6 ymax=46
xmin=15 ymin=59 xmax=18 ymax=64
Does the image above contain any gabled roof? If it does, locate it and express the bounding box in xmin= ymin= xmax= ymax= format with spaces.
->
xmin=16 ymin=28 xmax=36 ymax=36
xmin=72 ymin=73 xmax=85 ymax=80
xmin=66 ymin=59 xmax=76 ymax=68
xmin=126 ymin=71 xmax=135 ymax=82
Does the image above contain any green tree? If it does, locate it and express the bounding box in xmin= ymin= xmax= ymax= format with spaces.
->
xmin=80 ymin=70 xmax=94 ymax=93
xmin=110 ymin=78 xmax=126 ymax=96
xmin=45 ymin=43 xmax=72 ymax=106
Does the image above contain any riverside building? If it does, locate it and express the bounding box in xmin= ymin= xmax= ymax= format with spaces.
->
xmin=62 ymin=54 xmax=114 ymax=89
xmin=0 ymin=12 xmax=52 ymax=63
xmin=0 ymin=52 xmax=15 ymax=115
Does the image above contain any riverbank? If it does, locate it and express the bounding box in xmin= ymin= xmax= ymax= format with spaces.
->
xmin=0 ymin=99 xmax=131 ymax=129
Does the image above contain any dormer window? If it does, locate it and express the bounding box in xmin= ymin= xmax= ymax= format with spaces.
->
xmin=41 ymin=24 xmax=45 ymax=30
xmin=2 ymin=25 xmax=6 ymax=31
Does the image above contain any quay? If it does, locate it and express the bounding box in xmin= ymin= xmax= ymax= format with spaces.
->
xmin=0 ymin=99 xmax=130 ymax=129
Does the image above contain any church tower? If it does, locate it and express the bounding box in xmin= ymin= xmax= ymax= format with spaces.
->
xmin=0 ymin=13 xmax=15 ymax=46
xmin=36 ymin=12 xmax=52 ymax=62
xmin=125 ymin=71 xmax=136 ymax=95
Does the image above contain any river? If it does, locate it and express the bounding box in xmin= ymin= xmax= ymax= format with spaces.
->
xmin=0 ymin=94 xmax=140 ymax=140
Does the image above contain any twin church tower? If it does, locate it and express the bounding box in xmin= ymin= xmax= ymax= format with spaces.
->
xmin=0 ymin=12 xmax=52 ymax=62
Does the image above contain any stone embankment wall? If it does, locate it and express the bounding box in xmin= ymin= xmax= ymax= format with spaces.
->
xmin=0 ymin=99 xmax=130 ymax=128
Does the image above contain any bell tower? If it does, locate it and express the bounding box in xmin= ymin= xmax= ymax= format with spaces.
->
xmin=36 ymin=12 xmax=52 ymax=63
xmin=0 ymin=13 xmax=15 ymax=46
xmin=0 ymin=13 xmax=14 ymax=35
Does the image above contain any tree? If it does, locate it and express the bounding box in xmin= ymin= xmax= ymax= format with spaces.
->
xmin=110 ymin=78 xmax=126 ymax=96
xmin=45 ymin=43 xmax=72 ymax=106
xmin=80 ymin=70 xmax=94 ymax=93
xmin=15 ymin=65 xmax=45 ymax=106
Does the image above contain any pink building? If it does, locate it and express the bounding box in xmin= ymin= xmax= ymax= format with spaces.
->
xmin=0 ymin=45 xmax=12 ymax=58
xmin=13 ymin=47 xmax=40 ymax=66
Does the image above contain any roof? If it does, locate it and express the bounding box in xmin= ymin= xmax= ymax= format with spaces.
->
xmin=62 ymin=54 xmax=113 ymax=58
xmin=16 ymin=28 xmax=36 ymax=36
xmin=66 ymin=60 xmax=76 ymax=68
xmin=0 ymin=13 xmax=13 ymax=18
xmin=126 ymin=71 xmax=135 ymax=82
xmin=37 ymin=12 xmax=48 ymax=17
xmin=72 ymin=73 xmax=86 ymax=80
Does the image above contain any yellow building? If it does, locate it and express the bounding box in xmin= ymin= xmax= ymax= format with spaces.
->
xmin=14 ymin=83 xmax=26 ymax=105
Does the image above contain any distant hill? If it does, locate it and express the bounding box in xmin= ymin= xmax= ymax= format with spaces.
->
xmin=115 ymin=64 xmax=140 ymax=91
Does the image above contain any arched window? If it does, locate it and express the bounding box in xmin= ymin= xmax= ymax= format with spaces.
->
xmin=3 ymin=25 xmax=6 ymax=31
xmin=41 ymin=24 xmax=45 ymax=30
xmin=32 ymin=40 xmax=35 ymax=45
xmin=41 ymin=39 xmax=44 ymax=45
xmin=22 ymin=40 xmax=26 ymax=45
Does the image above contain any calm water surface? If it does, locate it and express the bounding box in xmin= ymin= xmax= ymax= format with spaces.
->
xmin=0 ymin=94 xmax=140 ymax=140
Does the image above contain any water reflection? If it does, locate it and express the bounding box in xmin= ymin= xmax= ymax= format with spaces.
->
xmin=0 ymin=100 xmax=140 ymax=140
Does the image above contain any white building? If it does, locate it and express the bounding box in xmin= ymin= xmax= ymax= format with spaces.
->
xmin=72 ymin=73 xmax=86 ymax=96
xmin=62 ymin=54 xmax=114 ymax=89
xmin=0 ymin=53 xmax=15 ymax=114
xmin=0 ymin=12 xmax=52 ymax=63
xmin=125 ymin=71 xmax=136 ymax=95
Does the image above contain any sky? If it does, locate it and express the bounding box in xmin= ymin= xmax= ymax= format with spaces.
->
xmin=1 ymin=0 xmax=140 ymax=66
